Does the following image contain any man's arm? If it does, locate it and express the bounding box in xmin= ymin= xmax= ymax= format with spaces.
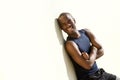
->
xmin=65 ymin=41 xmax=97 ymax=70
xmin=84 ymin=29 xmax=104 ymax=59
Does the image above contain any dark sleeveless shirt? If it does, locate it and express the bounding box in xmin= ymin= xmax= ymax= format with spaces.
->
xmin=67 ymin=29 xmax=98 ymax=80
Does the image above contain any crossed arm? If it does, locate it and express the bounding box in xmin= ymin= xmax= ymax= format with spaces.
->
xmin=84 ymin=28 xmax=104 ymax=59
xmin=65 ymin=29 xmax=104 ymax=70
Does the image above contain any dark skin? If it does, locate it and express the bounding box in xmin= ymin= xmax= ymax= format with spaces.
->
xmin=57 ymin=13 xmax=104 ymax=70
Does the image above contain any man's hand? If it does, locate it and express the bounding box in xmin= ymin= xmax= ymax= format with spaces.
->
xmin=82 ymin=52 xmax=89 ymax=60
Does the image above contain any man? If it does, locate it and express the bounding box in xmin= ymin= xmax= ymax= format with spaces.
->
xmin=57 ymin=12 xmax=119 ymax=80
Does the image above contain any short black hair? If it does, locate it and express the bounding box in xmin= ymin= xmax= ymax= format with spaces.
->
xmin=58 ymin=12 xmax=71 ymax=19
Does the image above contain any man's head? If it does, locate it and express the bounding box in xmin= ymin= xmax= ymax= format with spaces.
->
xmin=57 ymin=12 xmax=76 ymax=34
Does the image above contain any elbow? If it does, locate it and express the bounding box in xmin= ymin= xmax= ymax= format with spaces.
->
xmin=84 ymin=60 xmax=96 ymax=70
xmin=101 ymin=52 xmax=104 ymax=56
xmin=100 ymin=48 xmax=104 ymax=56
xmin=97 ymin=46 xmax=104 ymax=56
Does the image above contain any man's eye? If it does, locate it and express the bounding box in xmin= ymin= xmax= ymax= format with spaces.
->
xmin=68 ymin=20 xmax=71 ymax=23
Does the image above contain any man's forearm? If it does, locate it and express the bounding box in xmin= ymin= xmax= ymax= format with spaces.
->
xmin=87 ymin=46 xmax=97 ymax=67
xmin=89 ymin=46 xmax=97 ymax=60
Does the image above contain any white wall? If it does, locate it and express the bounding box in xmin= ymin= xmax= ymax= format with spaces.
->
xmin=0 ymin=0 xmax=120 ymax=80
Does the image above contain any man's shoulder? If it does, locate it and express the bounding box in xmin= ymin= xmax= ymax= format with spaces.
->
xmin=79 ymin=28 xmax=93 ymax=35
xmin=79 ymin=28 xmax=90 ymax=32
xmin=82 ymin=28 xmax=92 ymax=32
xmin=65 ymin=40 xmax=74 ymax=44
xmin=65 ymin=40 xmax=75 ymax=46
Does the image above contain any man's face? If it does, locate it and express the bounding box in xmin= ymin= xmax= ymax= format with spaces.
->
xmin=58 ymin=14 xmax=76 ymax=34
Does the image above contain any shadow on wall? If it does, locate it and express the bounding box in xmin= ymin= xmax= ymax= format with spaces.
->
xmin=54 ymin=19 xmax=77 ymax=80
